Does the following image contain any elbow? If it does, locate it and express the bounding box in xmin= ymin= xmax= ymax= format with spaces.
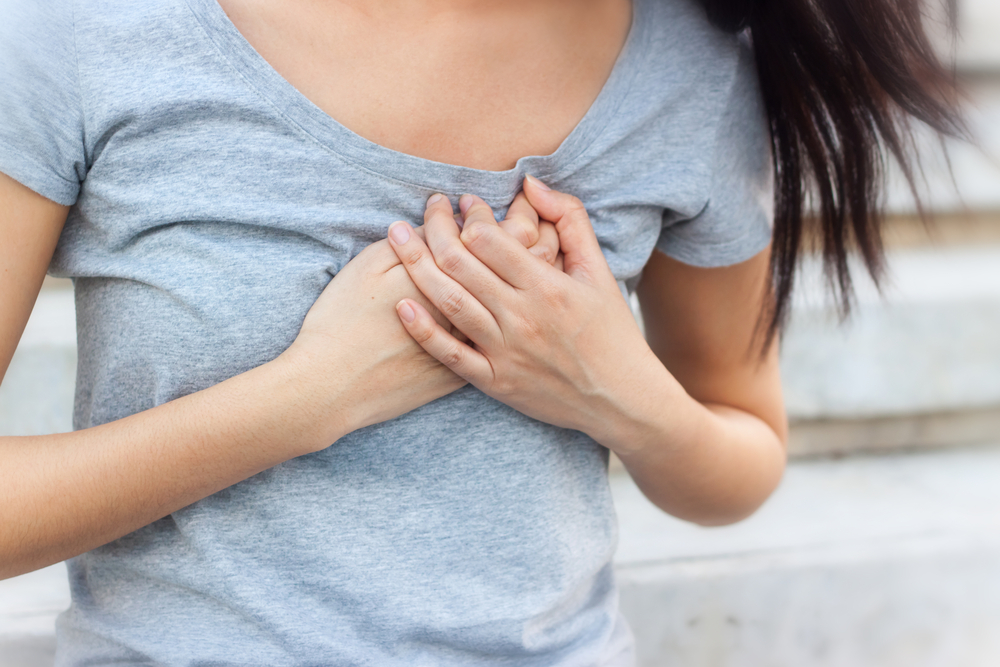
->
xmin=695 ymin=467 xmax=786 ymax=527
xmin=665 ymin=444 xmax=787 ymax=528
xmin=686 ymin=490 xmax=777 ymax=527
xmin=679 ymin=490 xmax=780 ymax=528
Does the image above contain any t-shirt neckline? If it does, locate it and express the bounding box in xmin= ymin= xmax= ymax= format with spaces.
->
xmin=185 ymin=0 xmax=650 ymax=201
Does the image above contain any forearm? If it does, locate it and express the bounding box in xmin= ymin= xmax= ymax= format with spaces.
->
xmin=590 ymin=355 xmax=787 ymax=527
xmin=0 ymin=353 xmax=338 ymax=580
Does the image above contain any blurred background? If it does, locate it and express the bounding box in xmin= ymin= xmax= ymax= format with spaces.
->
xmin=2 ymin=1 xmax=1000 ymax=665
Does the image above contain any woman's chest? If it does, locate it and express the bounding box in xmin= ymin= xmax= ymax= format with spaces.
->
xmin=60 ymin=0 xmax=697 ymax=299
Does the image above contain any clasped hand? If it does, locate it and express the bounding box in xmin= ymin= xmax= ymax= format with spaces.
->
xmin=286 ymin=185 xmax=564 ymax=446
xmin=387 ymin=176 xmax=656 ymax=445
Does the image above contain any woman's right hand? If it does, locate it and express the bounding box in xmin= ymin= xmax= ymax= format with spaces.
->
xmin=282 ymin=192 xmax=561 ymax=449
xmin=285 ymin=233 xmax=467 ymax=446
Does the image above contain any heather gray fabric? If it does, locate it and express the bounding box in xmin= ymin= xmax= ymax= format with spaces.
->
xmin=0 ymin=0 xmax=771 ymax=664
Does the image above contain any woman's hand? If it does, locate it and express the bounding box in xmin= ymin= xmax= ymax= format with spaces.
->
xmin=385 ymin=177 xmax=664 ymax=450
xmin=387 ymin=177 xmax=787 ymax=526
xmin=283 ymin=196 xmax=562 ymax=446
xmin=284 ymin=235 xmax=466 ymax=444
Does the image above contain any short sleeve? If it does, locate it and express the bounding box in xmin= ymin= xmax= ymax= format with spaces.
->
xmin=0 ymin=0 xmax=87 ymax=205
xmin=655 ymin=36 xmax=773 ymax=268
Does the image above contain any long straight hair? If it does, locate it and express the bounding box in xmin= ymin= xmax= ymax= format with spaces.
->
xmin=699 ymin=0 xmax=963 ymax=340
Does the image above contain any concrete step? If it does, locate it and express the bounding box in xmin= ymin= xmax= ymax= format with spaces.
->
xmin=883 ymin=74 xmax=1000 ymax=214
xmin=3 ymin=445 xmax=1000 ymax=666
xmin=782 ymin=244 xmax=1000 ymax=455
xmin=950 ymin=0 xmax=1000 ymax=72
xmin=786 ymin=245 xmax=1000 ymax=420
xmin=614 ymin=443 xmax=1000 ymax=667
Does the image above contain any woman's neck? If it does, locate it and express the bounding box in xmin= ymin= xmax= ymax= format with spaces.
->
xmin=218 ymin=0 xmax=632 ymax=170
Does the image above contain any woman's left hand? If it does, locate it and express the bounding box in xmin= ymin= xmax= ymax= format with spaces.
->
xmin=386 ymin=176 xmax=669 ymax=450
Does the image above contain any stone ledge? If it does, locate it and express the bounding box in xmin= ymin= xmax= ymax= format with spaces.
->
xmin=613 ymin=443 xmax=1000 ymax=666
xmin=788 ymin=406 xmax=1000 ymax=458
xmin=957 ymin=0 xmax=1000 ymax=71
xmin=783 ymin=245 xmax=1000 ymax=421
xmin=0 ymin=638 xmax=55 ymax=667
xmin=619 ymin=535 xmax=1000 ymax=667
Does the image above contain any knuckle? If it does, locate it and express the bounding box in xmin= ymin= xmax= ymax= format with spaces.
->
xmin=533 ymin=243 xmax=556 ymax=265
xmin=515 ymin=314 xmax=544 ymax=341
xmin=468 ymin=202 xmax=495 ymax=220
xmin=510 ymin=220 xmax=537 ymax=248
xmin=426 ymin=206 xmax=453 ymax=227
xmin=565 ymin=195 xmax=586 ymax=212
xmin=537 ymin=281 xmax=568 ymax=308
xmin=436 ymin=286 xmax=467 ymax=319
xmin=460 ymin=222 xmax=485 ymax=248
xmin=563 ymin=197 xmax=590 ymax=222
xmin=440 ymin=343 xmax=465 ymax=370
xmin=398 ymin=242 xmax=425 ymax=266
xmin=435 ymin=245 xmax=465 ymax=276
xmin=491 ymin=376 xmax=515 ymax=398
xmin=461 ymin=220 xmax=498 ymax=250
xmin=413 ymin=323 xmax=436 ymax=346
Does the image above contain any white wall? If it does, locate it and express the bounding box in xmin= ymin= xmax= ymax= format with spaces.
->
xmin=958 ymin=0 xmax=1000 ymax=69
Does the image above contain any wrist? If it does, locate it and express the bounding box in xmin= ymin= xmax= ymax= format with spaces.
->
xmin=269 ymin=343 xmax=356 ymax=454
xmin=581 ymin=346 xmax=703 ymax=460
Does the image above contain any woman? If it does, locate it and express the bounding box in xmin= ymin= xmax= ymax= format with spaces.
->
xmin=0 ymin=0 xmax=957 ymax=664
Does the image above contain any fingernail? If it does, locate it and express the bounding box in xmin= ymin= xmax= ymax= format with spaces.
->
xmin=389 ymin=222 xmax=411 ymax=244
xmin=454 ymin=214 xmax=464 ymax=230
xmin=397 ymin=300 xmax=416 ymax=323
xmin=526 ymin=175 xmax=551 ymax=191
xmin=459 ymin=194 xmax=475 ymax=215
xmin=427 ymin=193 xmax=445 ymax=206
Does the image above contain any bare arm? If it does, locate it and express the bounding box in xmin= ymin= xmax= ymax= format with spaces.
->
xmin=629 ymin=247 xmax=787 ymax=525
xmin=0 ymin=175 xmax=67 ymax=382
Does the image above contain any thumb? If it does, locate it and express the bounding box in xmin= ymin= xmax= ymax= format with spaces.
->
xmin=522 ymin=175 xmax=604 ymax=281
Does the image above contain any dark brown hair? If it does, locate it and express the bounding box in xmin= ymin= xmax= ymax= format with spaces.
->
xmin=700 ymin=0 xmax=964 ymax=341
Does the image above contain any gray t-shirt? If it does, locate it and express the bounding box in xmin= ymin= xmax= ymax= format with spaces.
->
xmin=0 ymin=0 xmax=771 ymax=664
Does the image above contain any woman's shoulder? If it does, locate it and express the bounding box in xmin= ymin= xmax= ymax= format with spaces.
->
xmin=0 ymin=0 xmax=74 ymax=52
xmin=643 ymin=0 xmax=746 ymax=82
xmin=0 ymin=0 xmax=196 ymax=205
xmin=0 ymin=0 xmax=87 ymax=205
xmin=1 ymin=0 xmax=202 ymax=70
xmin=622 ymin=0 xmax=758 ymax=153
xmin=0 ymin=0 xmax=170 ymax=34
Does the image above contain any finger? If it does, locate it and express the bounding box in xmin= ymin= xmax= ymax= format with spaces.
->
xmin=459 ymin=195 xmax=552 ymax=291
xmin=423 ymin=193 xmax=510 ymax=311
xmin=499 ymin=192 xmax=540 ymax=249
xmin=529 ymin=221 xmax=561 ymax=267
xmin=395 ymin=298 xmax=494 ymax=385
xmin=522 ymin=175 xmax=607 ymax=282
xmin=459 ymin=193 xmax=497 ymax=223
xmin=388 ymin=220 xmax=501 ymax=346
xmin=368 ymin=225 xmax=429 ymax=274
